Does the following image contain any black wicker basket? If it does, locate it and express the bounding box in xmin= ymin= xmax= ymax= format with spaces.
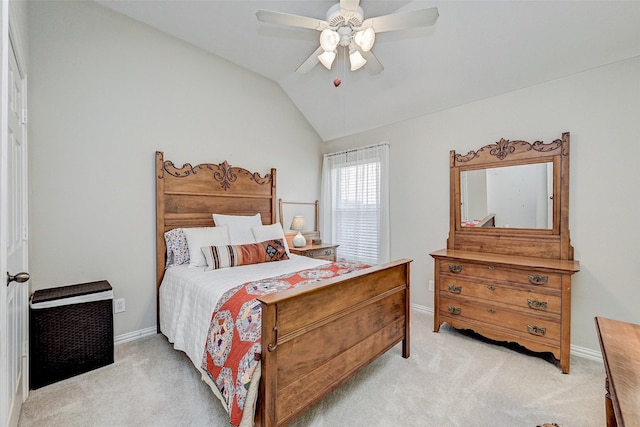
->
xmin=29 ymin=280 xmax=114 ymax=389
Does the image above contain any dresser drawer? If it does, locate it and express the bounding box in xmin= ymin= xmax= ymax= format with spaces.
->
xmin=439 ymin=295 xmax=561 ymax=342
xmin=437 ymin=259 xmax=561 ymax=289
xmin=439 ymin=276 xmax=562 ymax=315
xmin=305 ymin=247 xmax=336 ymax=261
xmin=290 ymin=244 xmax=338 ymax=261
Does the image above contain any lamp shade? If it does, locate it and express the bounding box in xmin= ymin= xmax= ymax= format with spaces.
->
xmin=290 ymin=216 xmax=305 ymax=231
xmin=319 ymin=29 xmax=340 ymax=52
xmin=318 ymin=50 xmax=336 ymax=69
xmin=349 ymin=49 xmax=367 ymax=71
xmin=354 ymin=28 xmax=375 ymax=52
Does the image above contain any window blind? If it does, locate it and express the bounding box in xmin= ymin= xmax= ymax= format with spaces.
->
xmin=321 ymin=143 xmax=390 ymax=265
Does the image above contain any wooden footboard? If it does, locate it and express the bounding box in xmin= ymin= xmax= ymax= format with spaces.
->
xmin=256 ymin=259 xmax=411 ymax=427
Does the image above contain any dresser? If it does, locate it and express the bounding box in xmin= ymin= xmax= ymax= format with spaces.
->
xmin=432 ymin=133 xmax=579 ymax=373
xmin=431 ymin=249 xmax=579 ymax=373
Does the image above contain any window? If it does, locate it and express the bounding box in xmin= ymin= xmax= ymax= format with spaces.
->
xmin=320 ymin=143 xmax=389 ymax=265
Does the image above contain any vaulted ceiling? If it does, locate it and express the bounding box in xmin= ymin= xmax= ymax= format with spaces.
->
xmin=97 ymin=1 xmax=640 ymax=141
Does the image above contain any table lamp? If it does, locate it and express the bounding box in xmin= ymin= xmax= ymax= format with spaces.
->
xmin=290 ymin=216 xmax=306 ymax=247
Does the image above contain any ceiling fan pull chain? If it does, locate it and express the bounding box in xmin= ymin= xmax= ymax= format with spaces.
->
xmin=334 ymin=46 xmax=346 ymax=87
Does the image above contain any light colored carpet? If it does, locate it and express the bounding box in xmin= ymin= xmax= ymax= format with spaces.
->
xmin=19 ymin=311 xmax=605 ymax=426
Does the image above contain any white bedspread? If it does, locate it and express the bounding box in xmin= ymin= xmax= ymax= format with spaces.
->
xmin=159 ymin=254 xmax=328 ymax=370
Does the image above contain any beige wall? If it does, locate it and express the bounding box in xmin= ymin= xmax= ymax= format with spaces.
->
xmin=324 ymin=56 xmax=640 ymax=353
xmin=26 ymin=0 xmax=640 ymax=354
xmin=27 ymin=1 xmax=323 ymax=337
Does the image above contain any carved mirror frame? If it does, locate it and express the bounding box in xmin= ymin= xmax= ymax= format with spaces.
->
xmin=448 ymin=132 xmax=573 ymax=260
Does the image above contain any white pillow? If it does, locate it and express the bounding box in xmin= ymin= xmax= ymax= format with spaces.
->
xmin=182 ymin=226 xmax=230 ymax=267
xmin=212 ymin=213 xmax=262 ymax=245
xmin=252 ymin=223 xmax=290 ymax=254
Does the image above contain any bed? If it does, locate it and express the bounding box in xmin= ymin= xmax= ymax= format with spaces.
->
xmin=155 ymin=152 xmax=411 ymax=427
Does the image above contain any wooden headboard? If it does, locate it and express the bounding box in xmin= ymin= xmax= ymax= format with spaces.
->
xmin=155 ymin=151 xmax=276 ymax=327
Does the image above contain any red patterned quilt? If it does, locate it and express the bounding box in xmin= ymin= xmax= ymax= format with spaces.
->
xmin=202 ymin=261 xmax=370 ymax=426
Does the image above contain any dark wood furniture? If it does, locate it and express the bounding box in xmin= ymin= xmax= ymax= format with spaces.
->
xmin=289 ymin=243 xmax=339 ymax=261
xmin=431 ymin=133 xmax=579 ymax=373
xmin=155 ymin=152 xmax=411 ymax=427
xmin=595 ymin=317 xmax=640 ymax=427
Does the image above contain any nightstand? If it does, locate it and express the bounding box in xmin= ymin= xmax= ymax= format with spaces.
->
xmin=289 ymin=243 xmax=339 ymax=262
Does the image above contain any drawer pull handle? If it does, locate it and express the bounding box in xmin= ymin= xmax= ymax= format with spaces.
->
xmin=487 ymin=309 xmax=495 ymax=314
xmin=528 ymin=275 xmax=548 ymax=286
xmin=447 ymin=306 xmax=462 ymax=315
xmin=448 ymin=264 xmax=463 ymax=273
xmin=527 ymin=324 xmax=546 ymax=337
xmin=487 ymin=286 xmax=496 ymax=291
xmin=488 ymin=265 xmax=496 ymax=270
xmin=527 ymin=299 xmax=548 ymax=311
xmin=324 ymin=250 xmax=332 ymax=255
xmin=447 ymin=284 xmax=462 ymax=294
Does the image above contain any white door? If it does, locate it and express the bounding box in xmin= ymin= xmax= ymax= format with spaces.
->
xmin=1 ymin=5 xmax=29 ymax=426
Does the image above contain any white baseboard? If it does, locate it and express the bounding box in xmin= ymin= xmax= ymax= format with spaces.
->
xmin=410 ymin=303 xmax=602 ymax=363
xmin=411 ymin=303 xmax=433 ymax=315
xmin=116 ymin=305 xmax=604 ymax=364
xmin=570 ymin=344 xmax=602 ymax=363
xmin=114 ymin=326 xmax=157 ymax=345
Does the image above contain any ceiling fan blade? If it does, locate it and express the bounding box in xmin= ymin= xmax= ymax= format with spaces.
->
xmin=361 ymin=50 xmax=384 ymax=75
xmin=296 ymin=46 xmax=324 ymax=74
xmin=340 ymin=0 xmax=361 ymax=13
xmin=256 ymin=10 xmax=329 ymax=31
xmin=363 ymin=7 xmax=439 ymax=33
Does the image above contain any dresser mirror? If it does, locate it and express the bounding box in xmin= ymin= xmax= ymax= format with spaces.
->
xmin=448 ymin=132 xmax=572 ymax=259
xmin=460 ymin=161 xmax=554 ymax=229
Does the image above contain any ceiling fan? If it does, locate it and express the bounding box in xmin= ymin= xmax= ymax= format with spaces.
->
xmin=256 ymin=0 xmax=439 ymax=75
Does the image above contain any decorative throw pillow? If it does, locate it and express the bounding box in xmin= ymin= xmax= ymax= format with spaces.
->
xmin=164 ymin=228 xmax=189 ymax=268
xmin=183 ymin=226 xmax=231 ymax=267
xmin=201 ymin=239 xmax=289 ymax=271
xmin=212 ymin=213 xmax=262 ymax=245
xmin=252 ymin=223 xmax=290 ymax=254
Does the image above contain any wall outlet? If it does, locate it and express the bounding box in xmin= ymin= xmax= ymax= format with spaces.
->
xmin=428 ymin=280 xmax=434 ymax=292
xmin=114 ymin=298 xmax=126 ymax=313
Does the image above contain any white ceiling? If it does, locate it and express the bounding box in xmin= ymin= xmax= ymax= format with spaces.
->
xmin=96 ymin=1 xmax=640 ymax=141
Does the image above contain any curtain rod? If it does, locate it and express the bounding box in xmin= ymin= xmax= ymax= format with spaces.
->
xmin=324 ymin=142 xmax=389 ymax=158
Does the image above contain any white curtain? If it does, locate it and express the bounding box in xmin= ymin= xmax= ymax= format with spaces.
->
xmin=320 ymin=143 xmax=390 ymax=265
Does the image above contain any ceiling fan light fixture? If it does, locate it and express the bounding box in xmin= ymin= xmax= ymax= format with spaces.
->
xmin=319 ymin=29 xmax=340 ymax=52
xmin=318 ymin=50 xmax=336 ymax=69
xmin=349 ymin=49 xmax=367 ymax=71
xmin=354 ymin=28 xmax=375 ymax=52
xmin=257 ymin=4 xmax=439 ymax=76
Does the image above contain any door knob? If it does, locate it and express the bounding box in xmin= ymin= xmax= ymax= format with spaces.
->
xmin=7 ymin=272 xmax=30 ymax=286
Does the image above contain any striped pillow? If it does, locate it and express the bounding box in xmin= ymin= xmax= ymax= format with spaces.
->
xmin=201 ymin=239 xmax=289 ymax=271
